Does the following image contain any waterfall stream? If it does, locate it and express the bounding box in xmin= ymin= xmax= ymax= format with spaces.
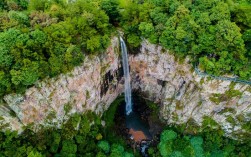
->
xmin=120 ymin=37 xmax=132 ymax=115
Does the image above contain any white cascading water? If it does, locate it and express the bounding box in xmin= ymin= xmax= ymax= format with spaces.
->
xmin=120 ymin=37 xmax=132 ymax=115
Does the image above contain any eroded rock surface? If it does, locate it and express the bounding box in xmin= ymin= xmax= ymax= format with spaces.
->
xmin=0 ymin=38 xmax=250 ymax=140
xmin=0 ymin=37 xmax=123 ymax=131
xmin=130 ymin=40 xmax=251 ymax=140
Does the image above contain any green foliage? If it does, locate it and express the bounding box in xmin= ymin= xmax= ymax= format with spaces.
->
xmin=209 ymin=86 xmax=242 ymax=105
xmin=170 ymin=151 xmax=184 ymax=157
xmin=190 ymin=137 xmax=204 ymax=157
xmin=158 ymin=130 xmax=177 ymax=156
xmin=28 ymin=0 xmax=47 ymax=11
xmin=27 ymin=150 xmax=43 ymax=157
xmin=110 ymin=144 xmax=131 ymax=157
xmin=156 ymin=127 xmax=251 ymax=157
xmin=202 ymin=116 xmax=219 ymax=128
xmin=160 ymin=130 xmax=177 ymax=142
xmin=61 ymin=140 xmax=77 ymax=154
xmin=50 ymin=132 xmax=61 ymax=153
xmin=103 ymin=96 xmax=124 ymax=128
xmin=101 ymin=0 xmax=120 ymax=24
xmin=0 ymin=112 xmax=134 ymax=157
xmin=0 ymin=104 xmax=251 ymax=157
xmin=119 ymin=0 xmax=251 ymax=79
xmin=0 ymin=0 xmax=28 ymax=11
xmin=98 ymin=140 xmax=110 ymax=153
xmin=158 ymin=140 xmax=173 ymax=157
xmin=0 ymin=0 xmax=112 ymax=97
xmin=102 ymin=96 xmax=127 ymax=148
xmin=8 ymin=11 xmax=29 ymax=25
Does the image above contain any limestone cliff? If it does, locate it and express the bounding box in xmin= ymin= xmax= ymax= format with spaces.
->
xmin=0 ymin=37 xmax=123 ymax=131
xmin=130 ymin=40 xmax=251 ymax=140
xmin=0 ymin=38 xmax=250 ymax=140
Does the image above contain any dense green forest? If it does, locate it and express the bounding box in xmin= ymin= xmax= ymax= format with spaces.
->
xmin=0 ymin=1 xmax=251 ymax=156
xmin=0 ymin=104 xmax=250 ymax=157
xmin=0 ymin=0 xmax=112 ymax=96
xmin=118 ymin=0 xmax=251 ymax=78
xmin=0 ymin=0 xmax=251 ymax=97
xmin=0 ymin=112 xmax=135 ymax=157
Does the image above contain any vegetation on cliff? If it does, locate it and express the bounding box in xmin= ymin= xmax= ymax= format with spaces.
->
xmin=0 ymin=0 xmax=251 ymax=97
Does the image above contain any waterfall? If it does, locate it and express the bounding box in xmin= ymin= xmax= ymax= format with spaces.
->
xmin=120 ymin=37 xmax=132 ymax=115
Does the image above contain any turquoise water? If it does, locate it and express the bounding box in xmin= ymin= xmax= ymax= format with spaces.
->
xmin=126 ymin=112 xmax=152 ymax=140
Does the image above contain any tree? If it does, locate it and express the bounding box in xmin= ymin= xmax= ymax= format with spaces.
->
xmin=150 ymin=7 xmax=168 ymax=24
xmin=110 ymin=144 xmax=125 ymax=157
xmin=170 ymin=151 xmax=184 ymax=157
xmin=209 ymin=2 xmax=231 ymax=22
xmin=232 ymin=2 xmax=251 ymax=29
xmin=139 ymin=22 xmax=154 ymax=38
xmin=0 ymin=47 xmax=13 ymax=68
xmin=28 ymin=0 xmax=47 ymax=11
xmin=158 ymin=130 xmax=177 ymax=157
xmin=27 ymin=150 xmax=43 ymax=157
xmin=8 ymin=10 xmax=29 ymax=25
xmin=98 ymin=140 xmax=110 ymax=153
xmin=21 ymin=59 xmax=39 ymax=85
xmin=61 ymin=140 xmax=77 ymax=154
xmin=0 ymin=1 xmax=8 ymax=10
xmin=86 ymin=35 xmax=102 ymax=52
xmin=160 ymin=130 xmax=177 ymax=142
xmin=101 ymin=0 xmax=120 ymax=25
xmin=0 ymin=71 xmax=11 ymax=95
xmin=190 ymin=136 xmax=204 ymax=157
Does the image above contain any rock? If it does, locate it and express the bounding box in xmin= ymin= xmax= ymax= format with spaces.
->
xmin=130 ymin=40 xmax=251 ymax=140
xmin=0 ymin=37 xmax=123 ymax=130
xmin=0 ymin=38 xmax=250 ymax=140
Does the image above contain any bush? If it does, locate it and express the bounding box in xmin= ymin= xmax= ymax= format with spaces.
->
xmin=98 ymin=140 xmax=110 ymax=153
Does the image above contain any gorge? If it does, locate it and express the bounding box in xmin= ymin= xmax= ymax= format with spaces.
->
xmin=0 ymin=0 xmax=251 ymax=156
xmin=0 ymin=37 xmax=250 ymax=141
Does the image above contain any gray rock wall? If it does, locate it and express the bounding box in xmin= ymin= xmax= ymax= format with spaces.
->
xmin=130 ymin=40 xmax=251 ymax=140
xmin=0 ymin=37 xmax=124 ymax=131
xmin=0 ymin=38 xmax=250 ymax=140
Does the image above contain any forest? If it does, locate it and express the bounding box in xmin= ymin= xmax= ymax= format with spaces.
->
xmin=0 ymin=0 xmax=112 ymax=96
xmin=0 ymin=100 xmax=250 ymax=157
xmin=0 ymin=0 xmax=251 ymax=96
xmin=0 ymin=0 xmax=251 ymax=156
xmin=118 ymin=0 xmax=251 ymax=79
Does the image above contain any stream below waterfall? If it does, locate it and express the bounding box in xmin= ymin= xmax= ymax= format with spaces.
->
xmin=119 ymin=37 xmax=164 ymax=156
xmin=113 ymin=93 xmax=165 ymax=156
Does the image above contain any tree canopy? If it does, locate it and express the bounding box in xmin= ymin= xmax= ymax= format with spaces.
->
xmin=0 ymin=0 xmax=250 ymax=97
xmin=0 ymin=0 xmax=113 ymax=96
xmin=118 ymin=0 xmax=251 ymax=79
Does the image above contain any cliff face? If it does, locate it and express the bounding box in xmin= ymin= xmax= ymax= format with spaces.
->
xmin=0 ymin=37 xmax=123 ymax=131
xmin=130 ymin=40 xmax=251 ymax=140
xmin=0 ymin=38 xmax=250 ymax=140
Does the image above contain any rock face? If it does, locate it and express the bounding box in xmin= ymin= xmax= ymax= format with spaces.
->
xmin=130 ymin=40 xmax=251 ymax=140
xmin=0 ymin=38 xmax=250 ymax=140
xmin=0 ymin=37 xmax=124 ymax=131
